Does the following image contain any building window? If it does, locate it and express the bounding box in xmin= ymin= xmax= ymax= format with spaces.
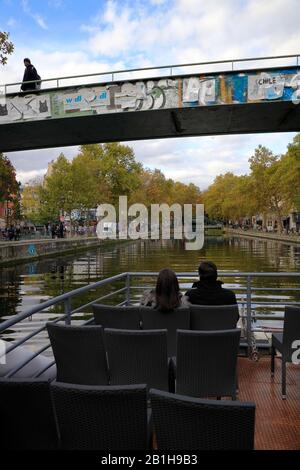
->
xmin=5 ymin=208 xmax=12 ymax=216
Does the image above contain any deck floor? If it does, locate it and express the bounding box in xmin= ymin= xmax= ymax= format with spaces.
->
xmin=237 ymin=356 xmax=300 ymax=450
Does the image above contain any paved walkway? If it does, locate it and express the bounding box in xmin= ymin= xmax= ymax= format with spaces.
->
xmin=226 ymin=228 xmax=300 ymax=244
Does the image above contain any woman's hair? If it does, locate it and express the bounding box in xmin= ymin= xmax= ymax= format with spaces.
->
xmin=155 ymin=268 xmax=180 ymax=311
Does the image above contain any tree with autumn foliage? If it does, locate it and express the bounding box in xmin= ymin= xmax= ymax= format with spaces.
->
xmin=0 ymin=153 xmax=20 ymax=223
xmin=0 ymin=31 xmax=14 ymax=66
xmin=0 ymin=153 xmax=19 ymax=202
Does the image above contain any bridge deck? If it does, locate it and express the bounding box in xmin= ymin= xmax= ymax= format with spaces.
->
xmin=1 ymin=63 xmax=300 ymax=152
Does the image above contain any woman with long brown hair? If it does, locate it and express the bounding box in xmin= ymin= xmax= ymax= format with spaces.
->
xmin=140 ymin=268 xmax=189 ymax=310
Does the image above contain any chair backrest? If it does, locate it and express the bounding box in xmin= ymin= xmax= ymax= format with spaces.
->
xmin=105 ymin=328 xmax=169 ymax=390
xmin=47 ymin=322 xmax=108 ymax=385
xmin=190 ymin=304 xmax=239 ymax=330
xmin=176 ymin=329 xmax=241 ymax=398
xmin=150 ymin=388 xmax=255 ymax=450
xmin=51 ymin=381 xmax=148 ymax=450
xmin=93 ymin=304 xmax=141 ymax=329
xmin=140 ymin=307 xmax=190 ymax=357
xmin=0 ymin=378 xmax=59 ymax=450
xmin=282 ymin=306 xmax=300 ymax=361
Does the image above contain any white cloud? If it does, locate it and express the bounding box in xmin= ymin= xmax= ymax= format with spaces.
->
xmin=32 ymin=14 xmax=48 ymax=30
xmin=21 ymin=0 xmax=48 ymax=30
xmin=81 ymin=0 xmax=300 ymax=65
xmin=1 ymin=0 xmax=299 ymax=192
xmin=7 ymin=17 xmax=17 ymax=27
xmin=17 ymin=168 xmax=47 ymax=184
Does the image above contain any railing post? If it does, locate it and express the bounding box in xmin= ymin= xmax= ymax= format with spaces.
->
xmin=64 ymin=297 xmax=72 ymax=325
xmin=170 ymin=67 xmax=173 ymax=76
xmin=112 ymin=73 xmax=114 ymax=82
xmin=125 ymin=273 xmax=131 ymax=306
xmin=57 ymin=79 xmax=59 ymax=88
xmin=246 ymin=275 xmax=252 ymax=356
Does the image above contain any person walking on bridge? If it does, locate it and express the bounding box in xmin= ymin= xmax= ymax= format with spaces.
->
xmin=21 ymin=58 xmax=41 ymax=92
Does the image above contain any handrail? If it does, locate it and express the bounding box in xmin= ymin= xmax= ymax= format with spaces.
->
xmin=1 ymin=270 xmax=299 ymax=334
xmin=0 ymin=270 xmax=299 ymax=377
xmin=1 ymin=53 xmax=299 ymax=92
xmin=0 ymin=271 xmax=127 ymax=332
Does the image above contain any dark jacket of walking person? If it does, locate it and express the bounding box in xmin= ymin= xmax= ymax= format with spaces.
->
xmin=58 ymin=222 xmax=64 ymax=239
xmin=8 ymin=225 xmax=15 ymax=241
xmin=185 ymin=261 xmax=237 ymax=305
xmin=21 ymin=58 xmax=40 ymax=92
xmin=140 ymin=268 xmax=189 ymax=310
xmin=51 ymin=224 xmax=56 ymax=239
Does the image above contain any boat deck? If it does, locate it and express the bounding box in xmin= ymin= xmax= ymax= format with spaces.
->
xmin=237 ymin=356 xmax=300 ymax=450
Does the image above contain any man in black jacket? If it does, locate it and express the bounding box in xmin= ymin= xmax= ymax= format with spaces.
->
xmin=21 ymin=58 xmax=40 ymax=91
xmin=185 ymin=261 xmax=237 ymax=305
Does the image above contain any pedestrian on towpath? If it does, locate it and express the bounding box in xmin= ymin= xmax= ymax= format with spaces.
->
xmin=21 ymin=58 xmax=41 ymax=92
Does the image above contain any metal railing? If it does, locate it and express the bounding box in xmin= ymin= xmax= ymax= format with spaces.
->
xmin=1 ymin=53 xmax=299 ymax=95
xmin=0 ymin=271 xmax=299 ymax=378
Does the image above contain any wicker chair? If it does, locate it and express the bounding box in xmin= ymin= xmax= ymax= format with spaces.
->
xmin=47 ymin=322 xmax=109 ymax=385
xmin=271 ymin=306 xmax=300 ymax=399
xmin=105 ymin=328 xmax=169 ymax=390
xmin=51 ymin=381 xmax=149 ymax=450
xmin=93 ymin=304 xmax=141 ymax=329
xmin=150 ymin=388 xmax=255 ymax=450
xmin=176 ymin=329 xmax=241 ymax=399
xmin=0 ymin=378 xmax=58 ymax=450
xmin=190 ymin=304 xmax=239 ymax=330
xmin=140 ymin=306 xmax=190 ymax=357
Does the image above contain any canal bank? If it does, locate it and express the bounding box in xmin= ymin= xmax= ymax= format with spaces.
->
xmin=225 ymin=228 xmax=300 ymax=245
xmin=0 ymin=237 xmax=129 ymax=266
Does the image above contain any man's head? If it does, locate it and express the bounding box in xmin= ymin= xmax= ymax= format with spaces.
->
xmin=198 ymin=261 xmax=218 ymax=281
xmin=23 ymin=58 xmax=31 ymax=67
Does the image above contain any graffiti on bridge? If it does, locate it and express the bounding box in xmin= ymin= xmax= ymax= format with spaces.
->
xmin=0 ymin=67 xmax=299 ymax=125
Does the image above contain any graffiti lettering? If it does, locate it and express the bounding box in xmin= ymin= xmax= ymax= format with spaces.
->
xmin=1 ymin=67 xmax=299 ymax=125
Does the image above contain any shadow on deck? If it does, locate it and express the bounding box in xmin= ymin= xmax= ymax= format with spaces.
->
xmin=238 ymin=357 xmax=300 ymax=450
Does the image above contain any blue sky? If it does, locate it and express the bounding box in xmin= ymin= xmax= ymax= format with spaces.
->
xmin=0 ymin=0 xmax=299 ymax=188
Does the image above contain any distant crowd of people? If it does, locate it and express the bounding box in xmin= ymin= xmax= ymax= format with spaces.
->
xmin=46 ymin=222 xmax=66 ymax=239
xmin=140 ymin=261 xmax=237 ymax=309
xmin=1 ymin=225 xmax=21 ymax=241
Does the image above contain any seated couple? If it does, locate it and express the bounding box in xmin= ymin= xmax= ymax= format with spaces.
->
xmin=141 ymin=261 xmax=237 ymax=310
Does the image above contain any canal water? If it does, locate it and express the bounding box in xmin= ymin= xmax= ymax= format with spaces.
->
xmin=0 ymin=235 xmax=300 ymax=345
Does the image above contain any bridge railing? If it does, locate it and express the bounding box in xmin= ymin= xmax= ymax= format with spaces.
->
xmin=0 ymin=271 xmax=299 ymax=378
xmin=1 ymin=53 xmax=299 ymax=95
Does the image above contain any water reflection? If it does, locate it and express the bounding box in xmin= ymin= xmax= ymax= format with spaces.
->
xmin=0 ymin=236 xmax=299 ymax=329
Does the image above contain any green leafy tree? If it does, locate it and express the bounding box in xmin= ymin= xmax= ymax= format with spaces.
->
xmin=100 ymin=143 xmax=142 ymax=205
xmin=73 ymin=144 xmax=111 ymax=210
xmin=279 ymin=133 xmax=300 ymax=211
xmin=21 ymin=180 xmax=45 ymax=224
xmin=248 ymin=145 xmax=291 ymax=232
xmin=202 ymin=172 xmax=251 ymax=222
xmin=74 ymin=143 xmax=142 ymax=212
xmin=39 ymin=153 xmax=76 ymax=224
